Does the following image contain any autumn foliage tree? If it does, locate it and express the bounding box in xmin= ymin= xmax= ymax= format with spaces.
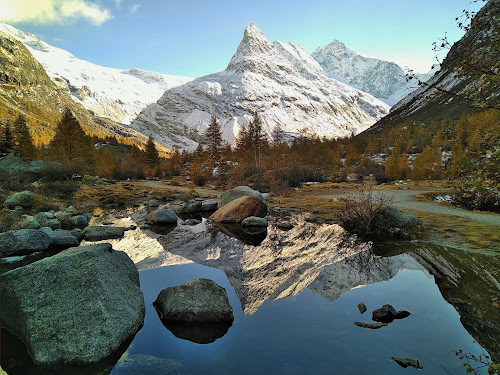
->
xmin=13 ymin=114 xmax=36 ymax=160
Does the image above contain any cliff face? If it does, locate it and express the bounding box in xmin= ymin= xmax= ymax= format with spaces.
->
xmin=370 ymin=0 xmax=499 ymax=131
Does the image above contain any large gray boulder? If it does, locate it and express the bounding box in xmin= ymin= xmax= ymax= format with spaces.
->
xmin=0 ymin=243 xmax=145 ymax=365
xmin=218 ymin=186 xmax=268 ymax=209
xmin=201 ymin=199 xmax=219 ymax=212
xmin=151 ymin=208 xmax=178 ymax=225
xmin=153 ymin=278 xmax=233 ymax=323
xmin=0 ymin=229 xmax=52 ymax=257
xmin=4 ymin=191 xmax=34 ymax=209
xmin=83 ymin=226 xmax=130 ymax=241
xmin=375 ymin=206 xmax=419 ymax=238
xmin=210 ymin=196 xmax=267 ymax=223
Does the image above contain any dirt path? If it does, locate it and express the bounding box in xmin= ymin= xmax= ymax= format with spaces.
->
xmin=311 ymin=188 xmax=500 ymax=226
xmin=139 ymin=180 xmax=220 ymax=196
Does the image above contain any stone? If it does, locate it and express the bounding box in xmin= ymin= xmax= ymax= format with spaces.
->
xmin=262 ymin=193 xmax=271 ymax=201
xmin=34 ymin=212 xmax=49 ymax=227
xmin=210 ymin=196 xmax=267 ymax=223
xmin=376 ymin=206 xmax=419 ymax=238
xmin=4 ymin=191 xmax=34 ymax=209
xmin=277 ymin=220 xmax=293 ymax=230
xmin=40 ymin=227 xmax=80 ymax=248
xmin=83 ymin=226 xmax=129 ymax=241
xmin=357 ymin=302 xmax=367 ymax=314
xmin=153 ymin=278 xmax=234 ymax=323
xmin=47 ymin=219 xmax=61 ymax=230
xmin=391 ymin=357 xmax=423 ymax=370
xmin=201 ymin=199 xmax=219 ymax=212
xmin=353 ymin=321 xmax=388 ymax=329
xmin=17 ymin=216 xmax=41 ymax=230
xmin=372 ymin=304 xmax=411 ymax=324
xmin=176 ymin=201 xmax=203 ymax=214
xmin=148 ymin=199 xmax=159 ymax=208
xmin=70 ymin=214 xmax=89 ymax=228
xmin=0 ymin=243 xmax=145 ymax=365
xmin=0 ymin=229 xmax=52 ymax=257
xmin=182 ymin=219 xmax=201 ymax=226
xmin=241 ymin=216 xmax=268 ymax=227
xmin=151 ymin=208 xmax=178 ymax=225
xmin=70 ymin=228 xmax=84 ymax=241
xmin=218 ymin=186 xmax=268 ymax=209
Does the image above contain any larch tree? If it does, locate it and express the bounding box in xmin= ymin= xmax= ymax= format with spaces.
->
xmin=144 ymin=135 xmax=159 ymax=168
xmin=13 ymin=114 xmax=36 ymax=160
xmin=0 ymin=121 xmax=14 ymax=154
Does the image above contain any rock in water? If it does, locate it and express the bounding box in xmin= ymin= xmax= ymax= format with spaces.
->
xmin=0 ymin=243 xmax=145 ymax=365
xmin=357 ymin=302 xmax=367 ymax=314
xmin=0 ymin=229 xmax=52 ymax=257
xmin=82 ymin=226 xmax=130 ymax=241
xmin=372 ymin=304 xmax=411 ymax=323
xmin=353 ymin=321 xmax=388 ymax=329
xmin=210 ymin=196 xmax=267 ymax=223
xmin=153 ymin=278 xmax=234 ymax=323
xmin=391 ymin=356 xmax=423 ymax=370
xmin=3 ymin=191 xmax=34 ymax=209
xmin=150 ymin=208 xmax=178 ymax=225
xmin=218 ymin=186 xmax=268 ymax=209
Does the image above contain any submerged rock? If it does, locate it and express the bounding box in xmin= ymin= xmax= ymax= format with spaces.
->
xmin=210 ymin=196 xmax=267 ymax=223
xmin=353 ymin=321 xmax=388 ymax=329
xmin=0 ymin=229 xmax=52 ymax=257
xmin=4 ymin=191 xmax=34 ymax=209
xmin=391 ymin=356 xmax=423 ymax=370
xmin=372 ymin=304 xmax=411 ymax=323
xmin=0 ymin=243 xmax=145 ymax=365
xmin=218 ymin=186 xmax=268 ymax=209
xmin=241 ymin=216 xmax=268 ymax=227
xmin=113 ymin=354 xmax=184 ymax=375
xmin=163 ymin=321 xmax=233 ymax=344
xmin=153 ymin=278 xmax=234 ymax=323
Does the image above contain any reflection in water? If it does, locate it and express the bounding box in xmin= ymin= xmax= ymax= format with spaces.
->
xmin=113 ymin=354 xmax=184 ymax=375
xmin=159 ymin=321 xmax=233 ymax=344
xmin=212 ymin=222 xmax=267 ymax=246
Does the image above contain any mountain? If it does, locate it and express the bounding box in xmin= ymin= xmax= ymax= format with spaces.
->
xmin=0 ymin=23 xmax=193 ymax=126
xmin=312 ymin=40 xmax=434 ymax=106
xmin=131 ymin=24 xmax=390 ymax=150
xmin=369 ymin=0 xmax=499 ymax=131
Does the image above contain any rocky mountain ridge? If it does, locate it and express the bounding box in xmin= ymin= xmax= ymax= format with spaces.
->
xmin=131 ymin=24 xmax=390 ymax=150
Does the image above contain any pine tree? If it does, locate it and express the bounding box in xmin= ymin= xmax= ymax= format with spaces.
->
xmin=13 ymin=115 xmax=36 ymax=160
xmin=203 ymin=115 xmax=223 ymax=165
xmin=144 ymin=135 xmax=159 ymax=168
xmin=272 ymin=123 xmax=285 ymax=145
xmin=0 ymin=121 xmax=14 ymax=154
xmin=248 ymin=112 xmax=268 ymax=168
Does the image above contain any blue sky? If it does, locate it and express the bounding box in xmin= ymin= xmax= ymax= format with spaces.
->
xmin=0 ymin=0 xmax=485 ymax=77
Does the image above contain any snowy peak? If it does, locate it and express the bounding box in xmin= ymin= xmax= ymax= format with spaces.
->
xmin=0 ymin=23 xmax=193 ymax=125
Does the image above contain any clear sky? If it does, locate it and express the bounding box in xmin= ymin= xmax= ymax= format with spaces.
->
xmin=0 ymin=0 xmax=485 ymax=77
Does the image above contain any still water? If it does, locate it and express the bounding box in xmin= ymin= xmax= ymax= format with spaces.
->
xmin=2 ymin=214 xmax=498 ymax=374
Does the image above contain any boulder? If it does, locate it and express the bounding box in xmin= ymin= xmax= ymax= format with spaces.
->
xmin=70 ymin=228 xmax=84 ymax=241
xmin=83 ymin=226 xmax=130 ymax=241
xmin=4 ymin=191 xmax=34 ymax=209
xmin=372 ymin=304 xmax=411 ymax=324
xmin=391 ymin=357 xmax=423 ymax=370
xmin=17 ymin=216 xmax=41 ymax=230
xmin=40 ymin=227 xmax=80 ymax=248
xmin=353 ymin=321 xmax=388 ymax=329
xmin=210 ymin=196 xmax=267 ymax=223
xmin=201 ymin=199 xmax=219 ymax=212
xmin=0 ymin=243 xmax=145 ymax=365
xmin=217 ymin=186 xmax=268 ymax=209
xmin=0 ymin=229 xmax=52 ymax=257
xmin=151 ymin=208 xmax=178 ymax=225
xmin=277 ymin=220 xmax=293 ymax=230
xmin=34 ymin=212 xmax=49 ymax=227
xmin=175 ymin=201 xmax=202 ymax=214
xmin=153 ymin=278 xmax=233 ymax=323
xmin=148 ymin=199 xmax=159 ymax=208
xmin=70 ymin=215 xmax=89 ymax=228
xmin=241 ymin=216 xmax=268 ymax=227
xmin=357 ymin=302 xmax=367 ymax=314
xmin=376 ymin=206 xmax=419 ymax=238
xmin=47 ymin=218 xmax=61 ymax=230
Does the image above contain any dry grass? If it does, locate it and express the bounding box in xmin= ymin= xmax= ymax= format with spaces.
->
xmin=407 ymin=209 xmax=500 ymax=251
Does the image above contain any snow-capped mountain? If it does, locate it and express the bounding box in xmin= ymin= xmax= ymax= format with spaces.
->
xmin=0 ymin=23 xmax=192 ymax=125
xmin=312 ymin=40 xmax=433 ymax=106
xmin=131 ymin=24 xmax=390 ymax=150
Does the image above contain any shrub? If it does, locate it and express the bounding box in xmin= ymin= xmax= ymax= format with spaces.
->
xmin=37 ymin=180 xmax=81 ymax=200
xmin=452 ymin=174 xmax=500 ymax=212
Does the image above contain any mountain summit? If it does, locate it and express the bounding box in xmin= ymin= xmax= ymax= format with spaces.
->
xmin=132 ymin=24 xmax=390 ymax=150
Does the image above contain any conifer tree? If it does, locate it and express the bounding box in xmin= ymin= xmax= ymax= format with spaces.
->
xmin=13 ymin=115 xmax=36 ymax=160
xmin=144 ymin=135 xmax=159 ymax=168
xmin=203 ymin=115 xmax=223 ymax=165
xmin=248 ymin=112 xmax=267 ymax=168
xmin=0 ymin=121 xmax=14 ymax=154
